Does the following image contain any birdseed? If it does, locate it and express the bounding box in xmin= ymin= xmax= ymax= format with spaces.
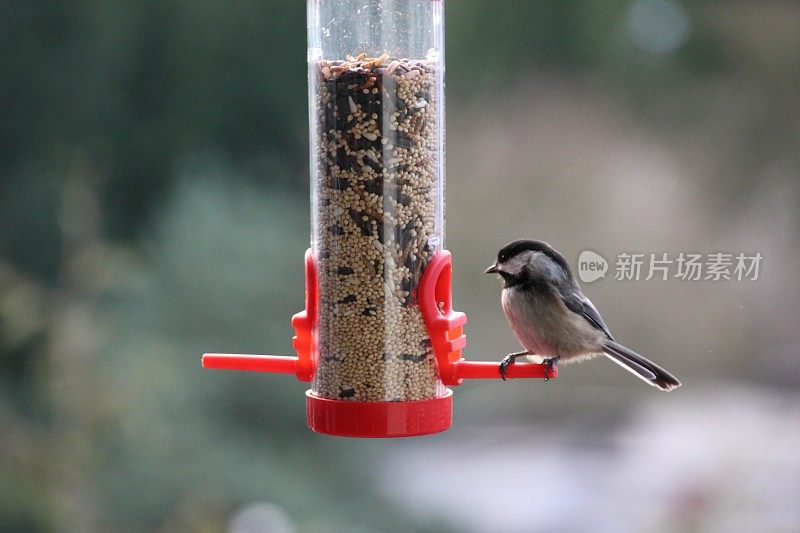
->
xmin=311 ymin=54 xmax=445 ymax=401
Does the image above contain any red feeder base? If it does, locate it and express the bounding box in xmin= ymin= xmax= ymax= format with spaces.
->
xmin=305 ymin=389 xmax=453 ymax=438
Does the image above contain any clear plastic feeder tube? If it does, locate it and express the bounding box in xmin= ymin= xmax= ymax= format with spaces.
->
xmin=308 ymin=0 xmax=446 ymax=401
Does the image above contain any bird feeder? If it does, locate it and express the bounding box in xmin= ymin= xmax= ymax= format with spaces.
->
xmin=202 ymin=0 xmax=555 ymax=438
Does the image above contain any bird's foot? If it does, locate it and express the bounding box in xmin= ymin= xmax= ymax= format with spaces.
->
xmin=543 ymin=357 xmax=560 ymax=381
xmin=499 ymin=354 xmax=516 ymax=381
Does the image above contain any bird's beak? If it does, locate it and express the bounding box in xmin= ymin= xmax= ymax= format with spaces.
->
xmin=485 ymin=263 xmax=499 ymax=274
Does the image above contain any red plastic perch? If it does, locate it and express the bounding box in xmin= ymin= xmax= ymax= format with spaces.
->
xmin=452 ymin=359 xmax=553 ymax=379
xmin=201 ymin=352 xmax=554 ymax=380
xmin=202 ymin=354 xmax=297 ymax=374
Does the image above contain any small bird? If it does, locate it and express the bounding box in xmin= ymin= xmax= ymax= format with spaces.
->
xmin=485 ymin=239 xmax=681 ymax=391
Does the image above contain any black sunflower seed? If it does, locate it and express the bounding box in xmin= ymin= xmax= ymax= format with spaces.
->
xmin=362 ymin=180 xmax=383 ymax=195
xmin=395 ymin=132 xmax=413 ymax=149
xmin=330 ymin=176 xmax=350 ymax=190
xmin=336 ymin=95 xmax=351 ymax=117
xmin=349 ymin=209 xmax=373 ymax=236
xmin=400 ymin=277 xmax=412 ymax=293
xmin=335 ymin=148 xmax=354 ymax=171
xmin=375 ymin=220 xmax=385 ymax=243
xmin=399 ymin=353 xmax=427 ymax=363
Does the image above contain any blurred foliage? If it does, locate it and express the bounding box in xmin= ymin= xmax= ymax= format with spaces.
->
xmin=1 ymin=1 xmax=799 ymax=531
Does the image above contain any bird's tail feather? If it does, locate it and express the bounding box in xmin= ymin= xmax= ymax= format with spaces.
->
xmin=602 ymin=340 xmax=681 ymax=391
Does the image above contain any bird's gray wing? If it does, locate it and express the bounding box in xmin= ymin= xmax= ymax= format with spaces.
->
xmin=558 ymin=288 xmax=615 ymax=341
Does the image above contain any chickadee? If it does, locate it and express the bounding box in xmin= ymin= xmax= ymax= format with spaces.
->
xmin=486 ymin=239 xmax=681 ymax=391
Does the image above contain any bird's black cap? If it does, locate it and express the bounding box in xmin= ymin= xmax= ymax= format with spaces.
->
xmin=496 ymin=239 xmax=573 ymax=276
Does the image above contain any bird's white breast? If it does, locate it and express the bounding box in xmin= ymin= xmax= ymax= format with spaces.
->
xmin=501 ymin=286 xmax=558 ymax=357
xmin=501 ymin=286 xmax=607 ymax=359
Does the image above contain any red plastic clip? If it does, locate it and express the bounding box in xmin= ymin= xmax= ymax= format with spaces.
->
xmin=417 ymin=250 xmax=467 ymax=386
xmin=290 ymin=249 xmax=317 ymax=382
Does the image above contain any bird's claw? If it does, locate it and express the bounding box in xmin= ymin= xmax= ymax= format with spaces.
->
xmin=543 ymin=357 xmax=560 ymax=381
xmin=499 ymin=355 xmax=515 ymax=381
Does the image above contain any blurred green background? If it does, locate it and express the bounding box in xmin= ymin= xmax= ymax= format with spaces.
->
xmin=2 ymin=1 xmax=799 ymax=531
